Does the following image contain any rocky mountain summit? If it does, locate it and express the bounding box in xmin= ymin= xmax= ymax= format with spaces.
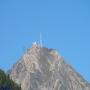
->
xmin=9 ymin=43 xmax=90 ymax=90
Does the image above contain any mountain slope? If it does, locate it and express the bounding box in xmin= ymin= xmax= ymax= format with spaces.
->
xmin=9 ymin=43 xmax=90 ymax=90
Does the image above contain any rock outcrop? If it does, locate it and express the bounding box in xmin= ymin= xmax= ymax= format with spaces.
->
xmin=9 ymin=43 xmax=90 ymax=90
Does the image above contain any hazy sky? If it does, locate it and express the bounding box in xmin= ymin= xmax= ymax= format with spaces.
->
xmin=0 ymin=0 xmax=90 ymax=82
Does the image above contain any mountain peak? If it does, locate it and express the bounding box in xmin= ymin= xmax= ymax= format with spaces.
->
xmin=9 ymin=44 xmax=90 ymax=90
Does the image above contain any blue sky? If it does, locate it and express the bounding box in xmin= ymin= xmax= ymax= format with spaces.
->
xmin=0 ymin=0 xmax=90 ymax=82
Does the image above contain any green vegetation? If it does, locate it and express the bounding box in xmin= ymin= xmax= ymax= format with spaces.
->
xmin=0 ymin=69 xmax=21 ymax=90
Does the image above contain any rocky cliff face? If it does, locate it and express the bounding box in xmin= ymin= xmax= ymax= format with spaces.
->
xmin=9 ymin=43 xmax=90 ymax=90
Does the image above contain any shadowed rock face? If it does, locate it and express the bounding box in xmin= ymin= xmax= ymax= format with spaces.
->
xmin=9 ymin=44 xmax=90 ymax=90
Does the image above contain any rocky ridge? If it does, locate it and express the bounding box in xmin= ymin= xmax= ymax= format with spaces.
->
xmin=9 ymin=43 xmax=90 ymax=90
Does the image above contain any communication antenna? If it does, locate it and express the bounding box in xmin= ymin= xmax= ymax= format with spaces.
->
xmin=40 ymin=32 xmax=42 ymax=47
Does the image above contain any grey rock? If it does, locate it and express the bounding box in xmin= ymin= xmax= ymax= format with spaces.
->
xmin=10 ymin=43 xmax=90 ymax=90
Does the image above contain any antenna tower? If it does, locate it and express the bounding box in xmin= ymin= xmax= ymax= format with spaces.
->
xmin=40 ymin=32 xmax=42 ymax=47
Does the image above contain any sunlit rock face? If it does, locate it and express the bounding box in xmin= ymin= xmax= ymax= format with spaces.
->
xmin=9 ymin=43 xmax=90 ymax=90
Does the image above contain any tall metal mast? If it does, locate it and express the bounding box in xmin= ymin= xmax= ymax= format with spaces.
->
xmin=40 ymin=32 xmax=42 ymax=47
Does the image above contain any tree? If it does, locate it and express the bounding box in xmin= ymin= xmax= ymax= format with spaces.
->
xmin=0 ymin=69 xmax=21 ymax=90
